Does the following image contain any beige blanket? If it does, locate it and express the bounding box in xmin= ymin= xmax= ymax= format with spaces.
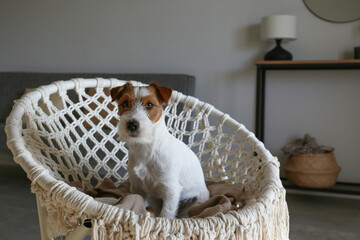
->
xmin=70 ymin=179 xmax=245 ymax=218
xmin=188 ymin=181 xmax=245 ymax=218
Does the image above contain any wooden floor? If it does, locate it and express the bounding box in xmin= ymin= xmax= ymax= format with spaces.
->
xmin=0 ymin=164 xmax=359 ymax=239
xmin=287 ymin=193 xmax=360 ymax=240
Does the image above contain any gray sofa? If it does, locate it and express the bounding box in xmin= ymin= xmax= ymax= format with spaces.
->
xmin=0 ymin=72 xmax=195 ymax=159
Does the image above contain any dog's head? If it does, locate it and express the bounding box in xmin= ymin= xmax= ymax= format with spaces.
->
xmin=110 ymin=82 xmax=172 ymax=144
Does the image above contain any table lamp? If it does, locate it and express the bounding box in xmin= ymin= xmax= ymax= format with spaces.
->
xmin=261 ymin=15 xmax=297 ymax=61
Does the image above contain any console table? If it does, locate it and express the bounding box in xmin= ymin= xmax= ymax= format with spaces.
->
xmin=254 ymin=60 xmax=360 ymax=194
xmin=254 ymin=60 xmax=360 ymax=142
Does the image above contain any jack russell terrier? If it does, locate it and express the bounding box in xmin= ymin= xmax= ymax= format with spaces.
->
xmin=110 ymin=82 xmax=209 ymax=219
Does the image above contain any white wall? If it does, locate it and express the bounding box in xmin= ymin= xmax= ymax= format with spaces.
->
xmin=1 ymin=0 xmax=359 ymax=183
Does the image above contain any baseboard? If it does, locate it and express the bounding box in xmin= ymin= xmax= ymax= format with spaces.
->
xmin=282 ymin=178 xmax=360 ymax=199
xmin=286 ymin=188 xmax=360 ymax=200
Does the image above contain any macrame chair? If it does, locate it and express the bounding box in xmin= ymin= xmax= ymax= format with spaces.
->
xmin=5 ymin=78 xmax=289 ymax=240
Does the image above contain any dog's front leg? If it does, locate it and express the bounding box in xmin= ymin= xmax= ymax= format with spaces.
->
xmin=160 ymin=189 xmax=181 ymax=219
xmin=129 ymin=177 xmax=146 ymax=198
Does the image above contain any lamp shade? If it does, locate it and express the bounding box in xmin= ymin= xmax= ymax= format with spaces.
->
xmin=261 ymin=15 xmax=297 ymax=41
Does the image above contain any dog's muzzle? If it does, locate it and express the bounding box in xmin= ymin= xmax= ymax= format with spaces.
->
xmin=127 ymin=119 xmax=139 ymax=133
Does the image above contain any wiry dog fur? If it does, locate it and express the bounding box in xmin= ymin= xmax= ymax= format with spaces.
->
xmin=110 ymin=82 xmax=209 ymax=219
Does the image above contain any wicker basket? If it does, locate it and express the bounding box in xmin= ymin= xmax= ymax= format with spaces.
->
xmin=284 ymin=152 xmax=341 ymax=188
xmin=6 ymin=79 xmax=289 ymax=239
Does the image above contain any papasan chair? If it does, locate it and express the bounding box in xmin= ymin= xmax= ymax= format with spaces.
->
xmin=5 ymin=78 xmax=289 ymax=240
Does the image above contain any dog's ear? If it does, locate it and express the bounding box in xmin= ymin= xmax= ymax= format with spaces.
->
xmin=110 ymin=82 xmax=133 ymax=102
xmin=149 ymin=82 xmax=173 ymax=105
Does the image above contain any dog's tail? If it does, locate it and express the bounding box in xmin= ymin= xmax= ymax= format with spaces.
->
xmin=177 ymin=197 xmax=197 ymax=218
xmin=177 ymin=189 xmax=209 ymax=218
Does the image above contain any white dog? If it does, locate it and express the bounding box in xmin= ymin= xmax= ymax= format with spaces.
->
xmin=110 ymin=82 xmax=209 ymax=219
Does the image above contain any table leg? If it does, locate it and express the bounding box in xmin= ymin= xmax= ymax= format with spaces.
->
xmin=255 ymin=67 xmax=266 ymax=142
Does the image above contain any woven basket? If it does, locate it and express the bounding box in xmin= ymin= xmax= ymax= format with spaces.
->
xmin=5 ymin=79 xmax=289 ymax=240
xmin=284 ymin=152 xmax=341 ymax=188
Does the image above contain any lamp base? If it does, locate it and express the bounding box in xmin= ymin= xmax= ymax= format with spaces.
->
xmin=264 ymin=39 xmax=293 ymax=61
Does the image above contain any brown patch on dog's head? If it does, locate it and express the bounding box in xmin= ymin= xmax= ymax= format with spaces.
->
xmin=144 ymin=82 xmax=172 ymax=122
xmin=111 ymin=83 xmax=136 ymax=116
xmin=148 ymin=82 xmax=172 ymax=105
xmin=110 ymin=82 xmax=173 ymax=123
xmin=110 ymin=82 xmax=134 ymax=102
xmin=141 ymin=90 xmax=162 ymax=123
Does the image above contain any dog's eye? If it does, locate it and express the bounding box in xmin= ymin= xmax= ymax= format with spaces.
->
xmin=121 ymin=100 xmax=129 ymax=108
xmin=145 ymin=102 xmax=153 ymax=109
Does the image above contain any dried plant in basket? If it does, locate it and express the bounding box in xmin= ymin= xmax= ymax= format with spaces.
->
xmin=282 ymin=134 xmax=340 ymax=188
xmin=282 ymin=134 xmax=334 ymax=155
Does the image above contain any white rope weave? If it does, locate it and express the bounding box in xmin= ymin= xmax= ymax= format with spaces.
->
xmin=5 ymin=78 xmax=289 ymax=239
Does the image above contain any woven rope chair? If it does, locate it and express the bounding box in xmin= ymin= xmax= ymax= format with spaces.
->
xmin=5 ymin=78 xmax=289 ymax=240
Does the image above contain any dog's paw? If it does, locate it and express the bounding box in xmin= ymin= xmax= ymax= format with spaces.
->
xmin=160 ymin=211 xmax=176 ymax=219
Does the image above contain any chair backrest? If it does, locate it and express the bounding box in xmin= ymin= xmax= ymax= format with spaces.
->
xmin=0 ymin=72 xmax=195 ymax=154
xmin=18 ymin=79 xmax=273 ymax=193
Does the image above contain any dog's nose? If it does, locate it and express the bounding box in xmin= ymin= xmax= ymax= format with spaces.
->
xmin=127 ymin=119 xmax=139 ymax=133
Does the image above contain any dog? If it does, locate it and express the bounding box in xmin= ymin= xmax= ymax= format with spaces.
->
xmin=110 ymin=82 xmax=209 ymax=219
